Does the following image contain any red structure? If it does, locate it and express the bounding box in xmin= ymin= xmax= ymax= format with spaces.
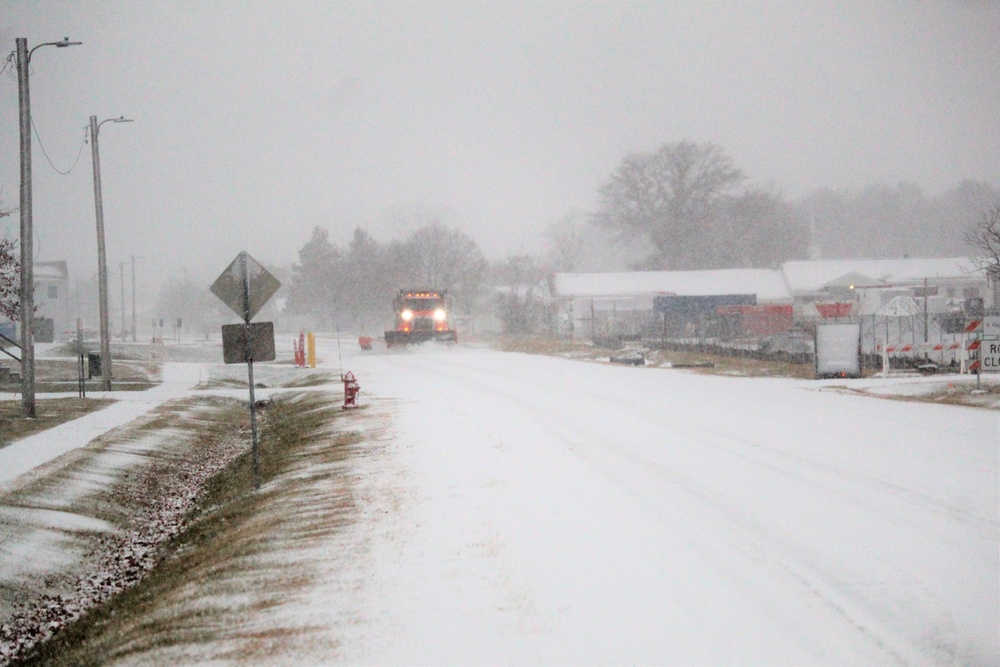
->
xmin=295 ymin=331 xmax=306 ymax=366
xmin=814 ymin=302 xmax=854 ymax=319
xmin=717 ymin=304 xmax=793 ymax=337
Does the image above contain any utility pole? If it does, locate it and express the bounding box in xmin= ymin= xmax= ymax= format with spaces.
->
xmin=923 ymin=278 xmax=929 ymax=343
xmin=91 ymin=115 xmax=113 ymax=391
xmin=131 ymin=255 xmax=137 ymax=342
xmin=90 ymin=114 xmax=132 ymax=391
xmin=16 ymin=36 xmax=81 ymax=417
xmin=120 ymin=261 xmax=126 ymax=339
xmin=16 ymin=38 xmax=34 ymax=418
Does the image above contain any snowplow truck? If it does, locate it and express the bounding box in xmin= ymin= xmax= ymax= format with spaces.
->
xmin=384 ymin=290 xmax=458 ymax=347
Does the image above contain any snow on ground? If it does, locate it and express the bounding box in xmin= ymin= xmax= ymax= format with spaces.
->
xmin=1 ymin=338 xmax=997 ymax=665
xmin=297 ymin=339 xmax=997 ymax=666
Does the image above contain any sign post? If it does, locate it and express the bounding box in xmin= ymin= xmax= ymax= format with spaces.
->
xmin=964 ymin=319 xmax=983 ymax=390
xmin=211 ymin=251 xmax=280 ymax=490
xmin=76 ymin=318 xmax=85 ymax=399
xmin=980 ymin=316 xmax=1000 ymax=385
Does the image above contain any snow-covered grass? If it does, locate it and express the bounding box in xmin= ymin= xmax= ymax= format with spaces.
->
xmin=494 ymin=335 xmax=1000 ymax=405
xmin=818 ymin=373 xmax=1000 ymax=410
xmin=19 ymin=391 xmax=366 ymax=666
xmin=0 ymin=396 xmax=249 ymax=664
xmin=195 ymin=363 xmax=334 ymax=390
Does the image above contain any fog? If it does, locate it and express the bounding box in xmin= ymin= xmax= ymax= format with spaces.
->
xmin=2 ymin=1 xmax=998 ymax=305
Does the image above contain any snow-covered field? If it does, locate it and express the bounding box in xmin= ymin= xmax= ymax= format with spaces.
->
xmin=1 ymin=339 xmax=997 ymax=665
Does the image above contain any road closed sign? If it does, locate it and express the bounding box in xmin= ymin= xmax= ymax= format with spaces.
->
xmin=981 ymin=340 xmax=1000 ymax=372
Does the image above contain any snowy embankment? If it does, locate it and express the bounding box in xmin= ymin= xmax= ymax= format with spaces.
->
xmin=0 ymin=399 xmax=248 ymax=663
xmin=0 ymin=359 xmax=254 ymax=663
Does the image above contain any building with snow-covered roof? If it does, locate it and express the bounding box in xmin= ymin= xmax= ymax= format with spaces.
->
xmin=781 ymin=257 xmax=982 ymax=298
xmin=552 ymin=269 xmax=792 ymax=301
xmin=549 ymin=258 xmax=990 ymax=344
xmin=781 ymin=257 xmax=988 ymax=317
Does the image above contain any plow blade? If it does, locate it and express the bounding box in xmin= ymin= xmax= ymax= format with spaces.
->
xmin=385 ymin=330 xmax=458 ymax=348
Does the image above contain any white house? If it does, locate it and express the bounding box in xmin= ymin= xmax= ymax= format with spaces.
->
xmin=1 ymin=261 xmax=70 ymax=343
xmin=34 ymin=261 xmax=70 ymax=337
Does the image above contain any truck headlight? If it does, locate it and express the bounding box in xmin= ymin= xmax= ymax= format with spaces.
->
xmin=433 ymin=308 xmax=446 ymax=321
xmin=401 ymin=309 xmax=414 ymax=321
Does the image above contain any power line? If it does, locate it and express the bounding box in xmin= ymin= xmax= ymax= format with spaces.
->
xmin=31 ymin=120 xmax=88 ymax=175
xmin=0 ymin=52 xmax=15 ymax=81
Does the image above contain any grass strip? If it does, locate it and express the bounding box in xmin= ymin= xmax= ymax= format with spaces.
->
xmin=495 ymin=336 xmax=816 ymax=378
xmin=14 ymin=391 xmax=358 ymax=666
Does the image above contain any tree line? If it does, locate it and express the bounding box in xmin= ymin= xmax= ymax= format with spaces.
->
xmin=2 ymin=139 xmax=998 ymax=338
xmin=588 ymin=140 xmax=999 ymax=271
xmin=281 ymin=221 xmax=562 ymax=336
xmin=283 ymin=223 xmax=488 ymax=335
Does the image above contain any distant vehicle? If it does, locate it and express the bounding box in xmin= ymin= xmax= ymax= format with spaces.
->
xmin=610 ymin=349 xmax=645 ymax=366
xmin=384 ymin=290 xmax=458 ymax=347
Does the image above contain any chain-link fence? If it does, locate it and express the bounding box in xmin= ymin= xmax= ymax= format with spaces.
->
xmin=580 ymin=305 xmax=998 ymax=373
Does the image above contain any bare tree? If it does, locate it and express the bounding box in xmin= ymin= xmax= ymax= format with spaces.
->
xmin=401 ymin=223 xmax=486 ymax=315
xmin=543 ymin=211 xmax=586 ymax=272
xmin=720 ymin=187 xmax=807 ymax=268
xmin=595 ymin=140 xmax=744 ymax=269
xmin=492 ymin=255 xmax=547 ymax=335
xmin=966 ymin=202 xmax=1000 ymax=273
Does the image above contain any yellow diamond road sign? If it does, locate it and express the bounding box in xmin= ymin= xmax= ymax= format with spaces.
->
xmin=210 ymin=251 xmax=281 ymax=321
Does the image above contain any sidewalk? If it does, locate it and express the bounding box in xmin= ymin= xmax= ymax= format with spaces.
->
xmin=0 ymin=363 xmax=207 ymax=488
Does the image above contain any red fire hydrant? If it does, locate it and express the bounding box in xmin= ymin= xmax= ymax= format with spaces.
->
xmin=342 ymin=371 xmax=360 ymax=409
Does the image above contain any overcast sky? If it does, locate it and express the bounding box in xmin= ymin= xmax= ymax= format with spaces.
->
xmin=2 ymin=1 xmax=998 ymax=297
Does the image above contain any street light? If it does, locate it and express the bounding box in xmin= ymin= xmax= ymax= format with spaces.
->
xmin=16 ymin=37 xmax=82 ymax=418
xmin=90 ymin=115 xmax=132 ymax=392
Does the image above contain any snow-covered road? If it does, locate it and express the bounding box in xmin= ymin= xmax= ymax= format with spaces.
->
xmin=313 ymin=341 xmax=998 ymax=666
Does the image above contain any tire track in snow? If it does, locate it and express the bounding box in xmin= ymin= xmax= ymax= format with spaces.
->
xmin=374 ymin=349 xmax=982 ymax=665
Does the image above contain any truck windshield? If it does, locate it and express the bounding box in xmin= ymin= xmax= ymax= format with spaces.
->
xmin=404 ymin=299 xmax=441 ymax=311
